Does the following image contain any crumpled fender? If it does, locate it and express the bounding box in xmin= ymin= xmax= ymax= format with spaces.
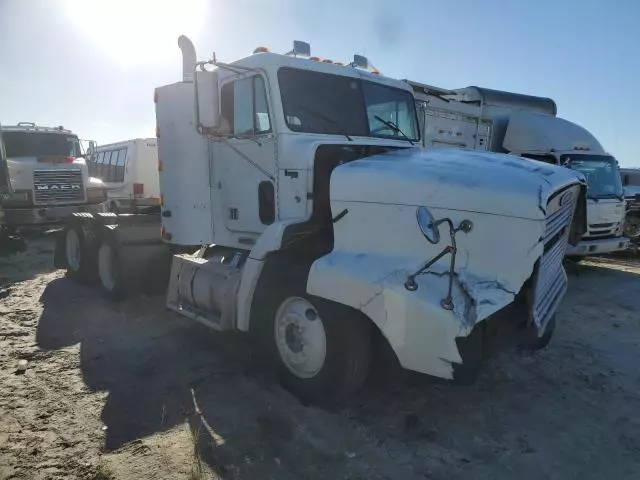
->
xmin=306 ymin=245 xmax=540 ymax=379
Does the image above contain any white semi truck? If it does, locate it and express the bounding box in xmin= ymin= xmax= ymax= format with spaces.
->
xmin=408 ymin=82 xmax=628 ymax=259
xmin=55 ymin=37 xmax=586 ymax=402
xmin=0 ymin=123 xmax=107 ymax=230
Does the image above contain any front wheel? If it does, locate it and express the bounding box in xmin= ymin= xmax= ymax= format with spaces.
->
xmin=262 ymin=291 xmax=372 ymax=404
xmin=519 ymin=314 xmax=556 ymax=351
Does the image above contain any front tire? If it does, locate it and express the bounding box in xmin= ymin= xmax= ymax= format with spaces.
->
xmin=519 ymin=314 xmax=556 ymax=351
xmin=262 ymin=290 xmax=372 ymax=404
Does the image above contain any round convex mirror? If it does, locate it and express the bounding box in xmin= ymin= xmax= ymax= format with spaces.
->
xmin=416 ymin=206 xmax=440 ymax=244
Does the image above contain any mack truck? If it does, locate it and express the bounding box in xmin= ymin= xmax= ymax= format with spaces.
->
xmin=54 ymin=37 xmax=586 ymax=403
xmin=408 ymin=81 xmax=628 ymax=259
xmin=0 ymin=123 xmax=107 ymax=231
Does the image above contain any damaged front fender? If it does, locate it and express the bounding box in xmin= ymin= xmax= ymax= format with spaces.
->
xmin=306 ymin=249 xmax=539 ymax=380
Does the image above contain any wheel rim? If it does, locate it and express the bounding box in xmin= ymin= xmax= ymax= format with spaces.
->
xmin=98 ymin=243 xmax=116 ymax=292
xmin=65 ymin=229 xmax=81 ymax=272
xmin=624 ymin=216 xmax=640 ymax=240
xmin=274 ymin=297 xmax=327 ymax=379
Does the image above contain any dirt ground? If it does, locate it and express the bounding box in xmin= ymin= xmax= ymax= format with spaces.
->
xmin=1 ymin=236 xmax=639 ymax=480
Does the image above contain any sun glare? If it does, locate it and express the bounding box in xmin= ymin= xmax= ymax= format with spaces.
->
xmin=63 ymin=0 xmax=207 ymax=66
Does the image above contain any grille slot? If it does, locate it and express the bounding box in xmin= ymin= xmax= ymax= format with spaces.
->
xmin=33 ymin=169 xmax=85 ymax=204
xmin=532 ymin=186 xmax=578 ymax=329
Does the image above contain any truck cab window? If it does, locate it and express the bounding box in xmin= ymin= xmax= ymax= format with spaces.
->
xmin=221 ymin=75 xmax=271 ymax=136
xmin=521 ymin=154 xmax=557 ymax=165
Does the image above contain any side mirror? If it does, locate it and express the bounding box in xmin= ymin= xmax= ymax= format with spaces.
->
xmin=195 ymin=70 xmax=220 ymax=134
xmin=416 ymin=206 xmax=440 ymax=244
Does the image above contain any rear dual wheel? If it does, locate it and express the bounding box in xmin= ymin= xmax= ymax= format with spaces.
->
xmin=97 ymin=232 xmax=133 ymax=300
xmin=63 ymin=223 xmax=95 ymax=281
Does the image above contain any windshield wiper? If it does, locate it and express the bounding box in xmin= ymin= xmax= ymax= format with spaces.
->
xmin=373 ymin=115 xmax=415 ymax=145
xmin=296 ymin=106 xmax=352 ymax=141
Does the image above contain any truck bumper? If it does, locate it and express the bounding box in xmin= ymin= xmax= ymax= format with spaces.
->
xmin=3 ymin=203 xmax=107 ymax=227
xmin=565 ymin=236 xmax=629 ymax=256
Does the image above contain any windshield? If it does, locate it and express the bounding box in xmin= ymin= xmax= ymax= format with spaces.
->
xmin=562 ymin=154 xmax=624 ymax=199
xmin=278 ymin=67 xmax=419 ymax=142
xmin=3 ymin=131 xmax=81 ymax=158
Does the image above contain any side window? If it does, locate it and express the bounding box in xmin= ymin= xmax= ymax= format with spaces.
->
xmin=109 ymin=150 xmax=120 ymax=182
xmin=253 ymin=76 xmax=271 ymax=134
xmin=220 ymin=75 xmax=271 ymax=136
xmin=116 ymin=148 xmax=126 ymax=182
xmin=234 ymin=77 xmax=254 ymax=135
xmin=103 ymin=151 xmax=112 ymax=180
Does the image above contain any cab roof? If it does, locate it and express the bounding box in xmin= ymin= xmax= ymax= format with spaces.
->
xmin=1 ymin=123 xmax=75 ymax=135
xmin=222 ymin=50 xmax=413 ymax=93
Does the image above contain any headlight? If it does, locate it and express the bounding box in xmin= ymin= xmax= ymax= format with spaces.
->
xmin=416 ymin=206 xmax=440 ymax=244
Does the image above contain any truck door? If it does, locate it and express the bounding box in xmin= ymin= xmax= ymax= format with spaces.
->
xmin=214 ymin=73 xmax=277 ymax=236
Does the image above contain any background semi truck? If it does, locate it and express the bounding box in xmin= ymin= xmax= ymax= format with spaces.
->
xmin=55 ymin=37 xmax=585 ymax=403
xmin=408 ymin=81 xmax=628 ymax=259
xmin=0 ymin=123 xmax=107 ymax=230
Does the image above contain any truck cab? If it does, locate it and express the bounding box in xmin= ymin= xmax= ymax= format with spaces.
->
xmin=498 ymin=112 xmax=628 ymax=257
xmin=0 ymin=123 xmax=106 ymax=228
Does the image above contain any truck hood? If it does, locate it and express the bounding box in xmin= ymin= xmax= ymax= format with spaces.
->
xmin=330 ymin=147 xmax=585 ymax=220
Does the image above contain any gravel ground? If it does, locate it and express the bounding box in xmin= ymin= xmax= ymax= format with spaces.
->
xmin=1 ymin=237 xmax=639 ymax=480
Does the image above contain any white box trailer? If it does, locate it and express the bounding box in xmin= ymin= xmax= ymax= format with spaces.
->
xmin=408 ymin=82 xmax=628 ymax=258
xmin=88 ymin=138 xmax=160 ymax=213
xmin=55 ymin=37 xmax=586 ymax=403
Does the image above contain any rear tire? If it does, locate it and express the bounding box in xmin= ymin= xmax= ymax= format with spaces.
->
xmin=63 ymin=223 xmax=96 ymax=281
xmin=97 ymin=231 xmax=133 ymax=301
xmin=260 ymin=286 xmax=372 ymax=404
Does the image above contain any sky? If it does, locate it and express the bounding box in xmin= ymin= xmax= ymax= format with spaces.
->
xmin=0 ymin=0 xmax=638 ymax=166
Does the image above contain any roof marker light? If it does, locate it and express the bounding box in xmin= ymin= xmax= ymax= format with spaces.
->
xmin=352 ymin=54 xmax=368 ymax=69
xmin=309 ymin=56 xmax=322 ymax=62
xmin=286 ymin=40 xmax=310 ymax=57
xmin=253 ymin=46 xmax=270 ymax=54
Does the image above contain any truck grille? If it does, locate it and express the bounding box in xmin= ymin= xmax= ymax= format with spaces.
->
xmin=532 ymin=186 xmax=578 ymax=329
xmin=33 ymin=169 xmax=85 ymax=205
xmin=585 ymin=223 xmax=617 ymax=237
